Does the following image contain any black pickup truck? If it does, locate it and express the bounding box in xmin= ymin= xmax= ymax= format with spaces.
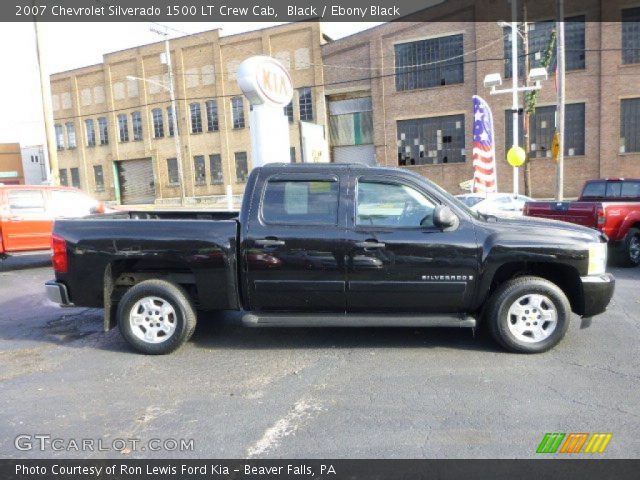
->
xmin=46 ymin=163 xmax=615 ymax=355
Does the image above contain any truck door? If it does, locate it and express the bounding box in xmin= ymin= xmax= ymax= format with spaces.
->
xmin=243 ymin=172 xmax=348 ymax=312
xmin=346 ymin=174 xmax=479 ymax=313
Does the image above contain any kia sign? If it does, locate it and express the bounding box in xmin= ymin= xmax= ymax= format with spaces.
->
xmin=237 ymin=56 xmax=293 ymax=107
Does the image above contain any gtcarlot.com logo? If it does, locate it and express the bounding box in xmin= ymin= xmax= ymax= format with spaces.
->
xmin=536 ymin=433 xmax=612 ymax=454
xmin=14 ymin=434 xmax=194 ymax=453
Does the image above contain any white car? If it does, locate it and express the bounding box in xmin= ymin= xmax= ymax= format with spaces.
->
xmin=456 ymin=193 xmax=534 ymax=219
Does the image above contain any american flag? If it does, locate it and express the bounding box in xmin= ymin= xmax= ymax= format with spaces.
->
xmin=472 ymin=95 xmax=497 ymax=193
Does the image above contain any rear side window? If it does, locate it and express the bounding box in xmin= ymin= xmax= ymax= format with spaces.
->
xmin=621 ymin=181 xmax=640 ymax=198
xmin=8 ymin=190 xmax=45 ymax=214
xmin=262 ymin=180 xmax=338 ymax=225
xmin=581 ymin=181 xmax=606 ymax=198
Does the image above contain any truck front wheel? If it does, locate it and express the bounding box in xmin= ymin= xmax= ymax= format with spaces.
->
xmin=486 ymin=276 xmax=571 ymax=354
xmin=621 ymin=228 xmax=640 ymax=267
xmin=117 ymin=279 xmax=197 ymax=355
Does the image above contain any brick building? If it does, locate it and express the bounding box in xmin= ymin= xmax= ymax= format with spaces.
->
xmin=0 ymin=143 xmax=24 ymax=185
xmin=322 ymin=0 xmax=640 ymax=198
xmin=50 ymin=23 xmax=327 ymax=204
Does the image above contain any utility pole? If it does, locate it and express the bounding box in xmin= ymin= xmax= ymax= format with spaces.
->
xmin=555 ymin=0 xmax=566 ymax=201
xmin=33 ymin=21 xmax=59 ymax=185
xmin=510 ymin=0 xmax=520 ymax=196
xmin=151 ymin=27 xmax=186 ymax=205
xmin=523 ymin=11 xmax=532 ymax=196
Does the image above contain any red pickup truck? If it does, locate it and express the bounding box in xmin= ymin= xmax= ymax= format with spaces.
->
xmin=524 ymin=179 xmax=640 ymax=267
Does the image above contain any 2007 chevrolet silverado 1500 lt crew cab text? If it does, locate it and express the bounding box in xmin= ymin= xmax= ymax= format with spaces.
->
xmin=45 ymin=164 xmax=615 ymax=355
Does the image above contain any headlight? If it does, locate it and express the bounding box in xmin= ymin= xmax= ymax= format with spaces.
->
xmin=588 ymin=242 xmax=607 ymax=276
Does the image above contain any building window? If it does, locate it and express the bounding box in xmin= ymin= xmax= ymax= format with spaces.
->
xmin=209 ymin=154 xmax=223 ymax=184
xmin=55 ymin=124 xmax=65 ymax=150
xmin=290 ymin=147 xmax=296 ymax=163
xmin=622 ymin=7 xmax=640 ymax=65
xmin=167 ymin=106 xmax=176 ymax=136
xmin=190 ymin=103 xmax=202 ymax=134
xmin=621 ymin=98 xmax=640 ymax=153
xmin=70 ymin=167 xmax=80 ymax=188
xmin=194 ymin=155 xmax=206 ymax=186
xmin=505 ymin=103 xmax=585 ymax=158
xmin=397 ymin=114 xmax=466 ymax=165
xmin=66 ymin=122 xmax=76 ymax=149
xmin=167 ymin=158 xmax=180 ymax=186
xmin=85 ymin=119 xmax=96 ymax=147
xmin=118 ymin=114 xmax=129 ymax=142
xmin=262 ymin=180 xmax=339 ymax=225
xmin=131 ymin=111 xmax=143 ymax=141
xmin=395 ymin=34 xmax=464 ymax=91
xmin=152 ymin=108 xmax=164 ymax=138
xmin=59 ymin=169 xmax=68 ymax=186
xmin=93 ymin=165 xmax=105 ymax=192
xmin=284 ymin=101 xmax=294 ymax=123
xmin=98 ymin=117 xmax=109 ymax=145
xmin=298 ymin=88 xmax=314 ymax=121
xmin=235 ymin=152 xmax=248 ymax=182
xmin=231 ymin=96 xmax=245 ymax=129
xmin=504 ymin=16 xmax=585 ymax=77
xmin=206 ymin=100 xmax=219 ymax=132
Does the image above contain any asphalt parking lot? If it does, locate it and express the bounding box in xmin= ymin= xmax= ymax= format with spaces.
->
xmin=1 ymin=255 xmax=639 ymax=459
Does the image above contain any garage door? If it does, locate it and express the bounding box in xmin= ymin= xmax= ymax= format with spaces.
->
xmin=333 ymin=144 xmax=376 ymax=166
xmin=116 ymin=158 xmax=156 ymax=205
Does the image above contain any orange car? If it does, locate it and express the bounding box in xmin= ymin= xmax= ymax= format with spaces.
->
xmin=0 ymin=185 xmax=105 ymax=257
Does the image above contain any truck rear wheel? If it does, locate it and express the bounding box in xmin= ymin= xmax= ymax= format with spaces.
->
xmin=117 ymin=279 xmax=197 ymax=355
xmin=485 ymin=276 xmax=571 ymax=354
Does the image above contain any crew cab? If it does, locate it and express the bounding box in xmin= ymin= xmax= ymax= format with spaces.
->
xmin=0 ymin=184 xmax=105 ymax=258
xmin=46 ymin=164 xmax=615 ymax=355
xmin=524 ymin=179 xmax=640 ymax=267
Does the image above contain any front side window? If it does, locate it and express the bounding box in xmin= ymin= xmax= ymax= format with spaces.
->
xmin=152 ymin=108 xmax=164 ymax=138
xmin=397 ymin=114 xmax=466 ymax=165
xmin=206 ymin=100 xmax=219 ymax=132
xmin=395 ymin=34 xmax=464 ymax=91
xmin=55 ymin=124 xmax=65 ymax=150
xmin=98 ymin=117 xmax=108 ymax=145
xmin=234 ymin=152 xmax=248 ymax=182
xmin=231 ymin=96 xmax=245 ymax=129
xmin=118 ymin=114 xmax=129 ymax=142
xmin=190 ymin=103 xmax=202 ymax=133
xmin=262 ymin=180 xmax=339 ymax=225
xmin=209 ymin=154 xmax=223 ymax=184
xmin=194 ymin=155 xmax=206 ymax=185
xmin=298 ymin=88 xmax=313 ymax=121
xmin=85 ymin=119 xmax=96 ymax=147
xmin=167 ymin=158 xmax=180 ymax=185
xmin=131 ymin=111 xmax=143 ymax=141
xmin=356 ymin=181 xmax=436 ymax=228
xmin=70 ymin=167 xmax=81 ymax=188
xmin=66 ymin=122 xmax=76 ymax=148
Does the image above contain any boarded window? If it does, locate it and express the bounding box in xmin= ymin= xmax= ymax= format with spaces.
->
xmin=209 ymin=154 xmax=223 ymax=184
xmin=194 ymin=155 xmax=206 ymax=186
xmin=234 ymin=152 xmax=248 ymax=182
xmin=621 ymin=98 xmax=640 ymax=153
xmin=167 ymin=158 xmax=180 ymax=185
xmin=93 ymin=165 xmax=105 ymax=192
xmin=397 ymin=114 xmax=466 ymax=165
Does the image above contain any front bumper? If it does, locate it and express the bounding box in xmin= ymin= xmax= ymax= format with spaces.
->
xmin=45 ymin=281 xmax=72 ymax=306
xmin=580 ymin=273 xmax=615 ymax=317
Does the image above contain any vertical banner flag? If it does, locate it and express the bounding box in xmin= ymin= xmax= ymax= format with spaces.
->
xmin=472 ymin=95 xmax=498 ymax=193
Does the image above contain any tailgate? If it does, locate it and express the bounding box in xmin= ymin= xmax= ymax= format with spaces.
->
xmin=525 ymin=201 xmax=600 ymax=228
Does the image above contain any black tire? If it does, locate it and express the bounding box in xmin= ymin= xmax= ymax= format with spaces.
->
xmin=485 ymin=276 xmax=571 ymax=354
xmin=117 ymin=279 xmax=197 ymax=355
xmin=619 ymin=228 xmax=640 ymax=268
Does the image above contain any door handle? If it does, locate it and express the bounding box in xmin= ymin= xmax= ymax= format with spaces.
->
xmin=355 ymin=241 xmax=385 ymax=249
xmin=255 ymin=238 xmax=285 ymax=247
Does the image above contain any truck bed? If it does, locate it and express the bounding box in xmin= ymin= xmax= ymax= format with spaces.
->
xmin=524 ymin=201 xmax=601 ymax=229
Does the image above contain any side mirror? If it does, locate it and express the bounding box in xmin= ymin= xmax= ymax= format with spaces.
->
xmin=433 ymin=205 xmax=458 ymax=230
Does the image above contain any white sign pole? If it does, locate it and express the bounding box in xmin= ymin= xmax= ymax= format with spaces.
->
xmin=237 ymin=56 xmax=294 ymax=168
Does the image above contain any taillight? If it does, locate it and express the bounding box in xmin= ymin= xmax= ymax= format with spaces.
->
xmin=523 ymin=203 xmax=530 ymax=216
xmin=51 ymin=234 xmax=68 ymax=273
xmin=596 ymin=206 xmax=606 ymax=229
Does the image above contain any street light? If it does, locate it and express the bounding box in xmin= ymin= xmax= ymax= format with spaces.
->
xmin=483 ymin=4 xmax=547 ymax=196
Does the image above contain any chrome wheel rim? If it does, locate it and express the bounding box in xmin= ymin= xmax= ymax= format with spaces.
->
xmin=630 ymin=236 xmax=640 ymax=264
xmin=506 ymin=294 xmax=557 ymax=343
xmin=129 ymin=296 xmax=177 ymax=344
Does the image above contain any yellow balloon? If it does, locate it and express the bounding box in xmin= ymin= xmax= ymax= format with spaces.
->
xmin=507 ymin=146 xmax=526 ymax=167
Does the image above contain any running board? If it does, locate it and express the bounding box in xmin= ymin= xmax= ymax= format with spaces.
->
xmin=242 ymin=313 xmax=476 ymax=328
